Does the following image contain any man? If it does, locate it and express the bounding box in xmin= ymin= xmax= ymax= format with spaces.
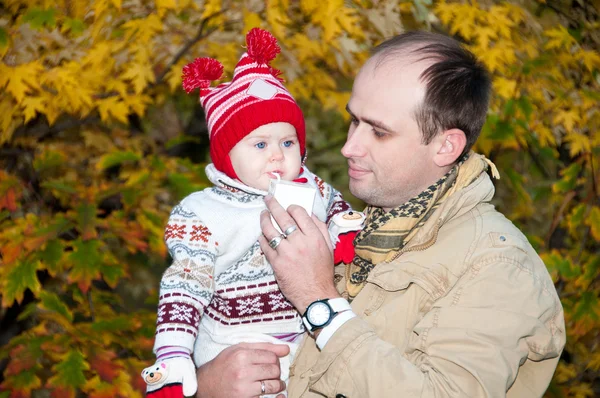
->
xmin=196 ymin=31 xmax=565 ymax=397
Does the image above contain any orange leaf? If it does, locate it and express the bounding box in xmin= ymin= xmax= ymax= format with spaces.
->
xmin=89 ymin=351 xmax=121 ymax=383
xmin=0 ymin=186 xmax=18 ymax=211
xmin=49 ymin=386 xmax=76 ymax=398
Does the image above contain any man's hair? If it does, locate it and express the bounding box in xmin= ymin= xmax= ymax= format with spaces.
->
xmin=372 ymin=31 xmax=491 ymax=157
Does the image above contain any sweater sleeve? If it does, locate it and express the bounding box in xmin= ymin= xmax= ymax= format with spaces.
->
xmin=153 ymin=202 xmax=218 ymax=354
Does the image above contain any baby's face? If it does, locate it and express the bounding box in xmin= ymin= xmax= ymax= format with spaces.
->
xmin=229 ymin=122 xmax=302 ymax=191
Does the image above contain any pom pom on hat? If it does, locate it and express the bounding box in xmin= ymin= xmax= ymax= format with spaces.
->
xmin=182 ymin=57 xmax=224 ymax=94
xmin=246 ymin=28 xmax=280 ymax=65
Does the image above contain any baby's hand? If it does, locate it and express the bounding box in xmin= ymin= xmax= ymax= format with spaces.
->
xmin=141 ymin=356 xmax=197 ymax=397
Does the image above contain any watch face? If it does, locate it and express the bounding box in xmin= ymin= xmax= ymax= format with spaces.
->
xmin=307 ymin=302 xmax=331 ymax=327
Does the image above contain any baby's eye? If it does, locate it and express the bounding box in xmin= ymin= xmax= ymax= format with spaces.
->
xmin=255 ymin=142 xmax=266 ymax=149
xmin=282 ymin=140 xmax=294 ymax=148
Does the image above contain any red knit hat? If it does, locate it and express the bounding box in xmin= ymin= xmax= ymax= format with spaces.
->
xmin=182 ymin=28 xmax=306 ymax=179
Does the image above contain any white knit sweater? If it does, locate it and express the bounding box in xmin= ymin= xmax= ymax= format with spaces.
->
xmin=153 ymin=164 xmax=353 ymax=379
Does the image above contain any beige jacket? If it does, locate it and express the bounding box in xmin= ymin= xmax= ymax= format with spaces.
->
xmin=287 ymin=172 xmax=565 ymax=398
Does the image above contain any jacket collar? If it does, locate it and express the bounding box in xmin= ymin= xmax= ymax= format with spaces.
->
xmin=401 ymin=170 xmax=496 ymax=252
xmin=205 ymin=163 xmax=267 ymax=196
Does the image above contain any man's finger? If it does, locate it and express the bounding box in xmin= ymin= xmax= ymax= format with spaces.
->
xmin=237 ymin=342 xmax=291 ymax=359
xmin=264 ymin=195 xmax=301 ymax=233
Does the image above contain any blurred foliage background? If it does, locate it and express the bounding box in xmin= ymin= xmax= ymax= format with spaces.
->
xmin=0 ymin=0 xmax=598 ymax=397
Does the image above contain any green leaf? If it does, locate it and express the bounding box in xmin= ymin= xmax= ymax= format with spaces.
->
xmin=22 ymin=8 xmax=57 ymax=29
xmin=67 ymin=240 xmax=103 ymax=293
xmin=76 ymin=202 xmax=98 ymax=240
xmin=39 ymin=291 xmax=73 ymax=323
xmin=168 ymin=173 xmax=204 ymax=198
xmin=96 ymin=151 xmax=141 ymax=170
xmin=517 ymin=97 xmax=533 ymax=121
xmin=586 ymin=206 xmax=600 ymax=242
xmin=543 ymin=252 xmax=580 ymax=279
xmin=37 ymin=239 xmax=64 ymax=275
xmin=490 ymin=120 xmax=514 ymax=140
xmin=33 ymin=150 xmax=66 ymax=172
xmin=91 ymin=316 xmax=134 ymax=333
xmin=573 ymin=291 xmax=600 ymax=321
xmin=0 ymin=27 xmax=8 ymax=49
xmin=165 ymin=134 xmax=202 ymax=150
xmin=2 ymin=259 xmax=41 ymax=307
xmin=41 ymin=180 xmax=78 ymax=194
xmin=552 ymin=163 xmax=582 ymax=193
xmin=49 ymin=349 xmax=89 ymax=389
xmin=567 ymin=203 xmax=586 ymax=236
xmin=63 ymin=18 xmax=86 ymax=35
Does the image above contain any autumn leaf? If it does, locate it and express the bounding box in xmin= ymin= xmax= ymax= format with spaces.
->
xmin=2 ymin=258 xmax=42 ymax=307
xmin=67 ymin=240 xmax=103 ymax=293
xmin=89 ymin=350 xmax=122 ymax=383
xmin=47 ymin=349 xmax=90 ymax=392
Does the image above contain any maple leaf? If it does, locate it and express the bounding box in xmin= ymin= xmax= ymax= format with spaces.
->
xmin=89 ymin=350 xmax=122 ymax=383
xmin=576 ymin=49 xmax=600 ymax=72
xmin=564 ymin=132 xmax=591 ymax=157
xmin=75 ymin=202 xmax=98 ymax=240
xmin=544 ymin=26 xmax=577 ymax=51
xmin=67 ymin=239 xmax=103 ymax=293
xmin=39 ymin=291 xmax=73 ymax=323
xmin=20 ymin=96 xmax=46 ymax=123
xmin=2 ymin=258 xmax=42 ymax=307
xmin=553 ymin=109 xmax=580 ymax=133
xmin=5 ymin=62 xmax=44 ymax=104
xmin=49 ymin=349 xmax=90 ymax=387
xmin=97 ymin=97 xmax=130 ymax=124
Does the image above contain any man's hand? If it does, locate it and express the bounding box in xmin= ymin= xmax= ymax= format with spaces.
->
xmin=259 ymin=195 xmax=340 ymax=314
xmin=196 ymin=343 xmax=289 ymax=398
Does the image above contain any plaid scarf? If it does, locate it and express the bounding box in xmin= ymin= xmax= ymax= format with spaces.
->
xmin=344 ymin=152 xmax=499 ymax=299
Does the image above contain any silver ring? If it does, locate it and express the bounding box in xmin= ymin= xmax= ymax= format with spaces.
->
xmin=261 ymin=380 xmax=266 ymax=394
xmin=283 ymin=224 xmax=297 ymax=237
xmin=268 ymin=235 xmax=284 ymax=250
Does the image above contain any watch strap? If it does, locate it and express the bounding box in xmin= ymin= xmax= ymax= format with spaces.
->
xmin=316 ymin=310 xmax=356 ymax=350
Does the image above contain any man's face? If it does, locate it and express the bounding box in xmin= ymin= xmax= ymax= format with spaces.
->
xmin=229 ymin=122 xmax=302 ymax=191
xmin=342 ymin=56 xmax=445 ymax=211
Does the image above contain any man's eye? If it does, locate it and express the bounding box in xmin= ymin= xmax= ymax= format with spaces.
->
xmin=350 ymin=116 xmax=359 ymax=125
xmin=255 ymin=142 xmax=266 ymax=149
xmin=373 ymin=130 xmax=386 ymax=138
xmin=282 ymin=140 xmax=294 ymax=148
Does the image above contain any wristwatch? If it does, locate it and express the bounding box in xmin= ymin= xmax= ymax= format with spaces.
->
xmin=302 ymin=297 xmax=351 ymax=334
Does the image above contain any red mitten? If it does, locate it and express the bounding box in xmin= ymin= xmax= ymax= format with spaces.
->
xmin=334 ymin=230 xmax=359 ymax=265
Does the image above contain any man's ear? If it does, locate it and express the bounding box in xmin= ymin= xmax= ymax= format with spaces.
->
xmin=432 ymin=128 xmax=466 ymax=167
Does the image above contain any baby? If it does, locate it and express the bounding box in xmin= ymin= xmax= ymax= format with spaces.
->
xmin=142 ymin=28 xmax=364 ymax=397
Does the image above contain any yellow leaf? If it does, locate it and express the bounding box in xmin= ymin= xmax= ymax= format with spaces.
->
xmin=493 ymin=77 xmax=517 ymax=100
xmin=564 ymin=132 xmax=591 ymax=157
xmin=488 ymin=5 xmax=517 ymax=38
xmin=156 ymin=0 xmax=177 ymax=17
xmin=122 ymin=62 xmax=155 ymax=94
xmin=5 ymin=62 xmax=44 ymax=104
xmin=243 ymin=10 xmax=263 ymax=33
xmin=97 ymin=97 xmax=129 ymax=124
xmin=111 ymin=0 xmax=122 ymax=9
xmin=474 ymin=26 xmax=497 ymax=50
xmin=448 ymin=4 xmax=480 ymax=41
xmin=544 ymin=26 xmax=576 ymax=51
xmin=576 ymin=49 xmax=600 ymax=72
xmin=554 ymin=109 xmax=580 ymax=133
xmin=266 ymin=0 xmax=291 ymax=39
xmin=123 ymin=95 xmax=151 ymax=116
xmin=434 ymin=0 xmax=456 ymax=26
xmin=21 ymin=96 xmax=46 ymax=123
xmin=201 ymin=0 xmax=222 ymax=19
xmin=122 ymin=14 xmax=163 ymax=44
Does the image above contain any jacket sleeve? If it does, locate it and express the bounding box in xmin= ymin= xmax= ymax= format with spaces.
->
xmin=153 ymin=202 xmax=218 ymax=354
xmin=307 ymin=258 xmax=565 ymax=397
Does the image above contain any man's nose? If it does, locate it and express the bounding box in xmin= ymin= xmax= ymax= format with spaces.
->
xmin=341 ymin=127 xmax=365 ymax=158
